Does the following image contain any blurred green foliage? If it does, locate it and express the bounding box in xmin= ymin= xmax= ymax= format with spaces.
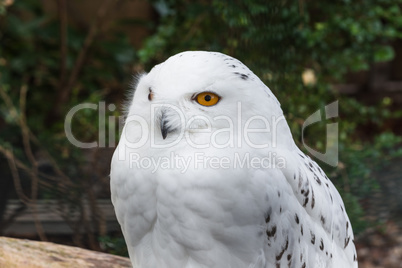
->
xmin=0 ymin=1 xmax=134 ymax=177
xmin=139 ymin=0 xmax=402 ymax=233
xmin=0 ymin=0 xmax=135 ymax=248
xmin=1 ymin=0 xmax=402 ymax=254
xmin=99 ymin=234 xmax=129 ymax=257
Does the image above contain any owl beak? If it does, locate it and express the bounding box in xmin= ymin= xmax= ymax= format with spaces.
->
xmin=159 ymin=107 xmax=181 ymax=140
xmin=160 ymin=111 xmax=170 ymax=140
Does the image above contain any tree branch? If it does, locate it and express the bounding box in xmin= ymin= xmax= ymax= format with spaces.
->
xmin=48 ymin=0 xmax=120 ymax=125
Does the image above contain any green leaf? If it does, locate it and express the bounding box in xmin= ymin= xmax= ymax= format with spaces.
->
xmin=374 ymin=45 xmax=395 ymax=62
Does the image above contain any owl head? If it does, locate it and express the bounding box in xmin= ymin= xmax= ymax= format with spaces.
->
xmin=123 ymin=51 xmax=294 ymax=151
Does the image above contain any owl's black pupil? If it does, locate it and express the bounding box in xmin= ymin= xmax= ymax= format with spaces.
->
xmin=204 ymin=95 xmax=211 ymax=102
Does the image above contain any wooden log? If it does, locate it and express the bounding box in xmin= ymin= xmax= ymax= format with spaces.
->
xmin=0 ymin=236 xmax=131 ymax=268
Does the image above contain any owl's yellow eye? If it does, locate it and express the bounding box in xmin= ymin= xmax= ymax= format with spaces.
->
xmin=195 ymin=92 xmax=220 ymax=106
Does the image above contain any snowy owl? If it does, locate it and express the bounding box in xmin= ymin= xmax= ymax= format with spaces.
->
xmin=110 ymin=51 xmax=358 ymax=268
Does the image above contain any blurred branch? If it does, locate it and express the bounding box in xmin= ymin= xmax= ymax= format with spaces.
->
xmin=18 ymin=83 xmax=47 ymax=241
xmin=1 ymin=146 xmax=47 ymax=241
xmin=0 ymin=145 xmax=70 ymax=192
xmin=0 ymin=84 xmax=74 ymax=186
xmin=58 ymin=0 xmax=68 ymax=86
xmin=0 ymin=84 xmax=77 ymax=241
xmin=2 ymin=148 xmax=30 ymax=204
xmin=0 ymin=83 xmax=107 ymax=246
xmin=0 ymin=86 xmax=18 ymax=120
xmin=19 ymin=84 xmax=38 ymax=199
xmin=48 ymin=0 xmax=120 ymax=125
xmin=87 ymin=179 xmax=107 ymax=238
xmin=68 ymin=0 xmax=117 ymax=88
xmin=82 ymin=197 xmax=99 ymax=250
